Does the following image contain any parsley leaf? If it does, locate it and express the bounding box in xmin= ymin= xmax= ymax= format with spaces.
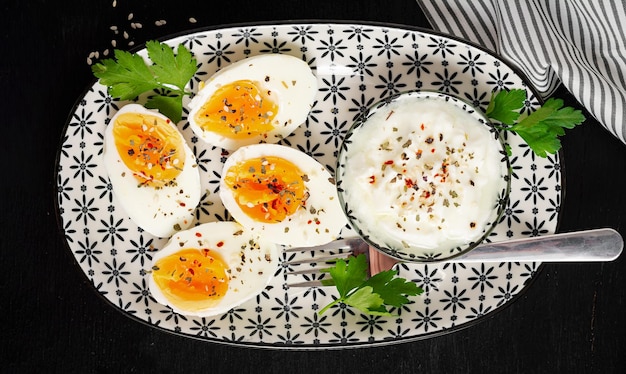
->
xmin=485 ymin=88 xmax=525 ymax=125
xmin=91 ymin=40 xmax=198 ymax=123
xmin=318 ymin=254 xmax=423 ymax=316
xmin=486 ymin=89 xmax=585 ymax=157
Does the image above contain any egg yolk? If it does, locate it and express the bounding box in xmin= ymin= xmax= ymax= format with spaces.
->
xmin=223 ymin=156 xmax=307 ymax=223
xmin=194 ymin=80 xmax=279 ymax=139
xmin=113 ymin=112 xmax=186 ymax=188
xmin=152 ymin=248 xmax=229 ymax=310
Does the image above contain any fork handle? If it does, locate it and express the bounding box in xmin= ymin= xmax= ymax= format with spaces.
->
xmin=366 ymin=228 xmax=623 ymax=273
xmin=449 ymin=228 xmax=623 ymax=263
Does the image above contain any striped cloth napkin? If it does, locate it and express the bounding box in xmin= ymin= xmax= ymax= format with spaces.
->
xmin=416 ymin=0 xmax=626 ymax=145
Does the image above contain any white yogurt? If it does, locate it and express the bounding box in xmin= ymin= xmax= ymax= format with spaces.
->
xmin=338 ymin=92 xmax=508 ymax=260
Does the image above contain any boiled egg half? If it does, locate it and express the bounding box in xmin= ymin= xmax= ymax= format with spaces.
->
xmin=219 ymin=143 xmax=347 ymax=247
xmin=149 ymin=221 xmax=278 ymax=317
xmin=187 ymin=54 xmax=317 ymax=150
xmin=103 ymin=104 xmax=201 ymax=238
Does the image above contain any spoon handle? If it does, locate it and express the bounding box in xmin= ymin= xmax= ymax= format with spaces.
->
xmin=454 ymin=228 xmax=623 ymax=263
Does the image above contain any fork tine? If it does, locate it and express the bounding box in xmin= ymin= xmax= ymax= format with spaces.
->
xmin=282 ymin=238 xmax=355 ymax=253
xmin=287 ymin=280 xmax=328 ymax=288
xmin=287 ymin=268 xmax=332 ymax=275
xmin=283 ymin=252 xmax=351 ymax=266
xmin=283 ymin=237 xmax=369 ymax=287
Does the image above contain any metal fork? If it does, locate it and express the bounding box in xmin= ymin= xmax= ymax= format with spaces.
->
xmin=283 ymin=228 xmax=623 ymax=287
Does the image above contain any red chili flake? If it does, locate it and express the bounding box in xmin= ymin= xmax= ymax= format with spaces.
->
xmin=195 ymin=232 xmax=202 ymax=237
xmin=405 ymin=178 xmax=415 ymax=188
xmin=384 ymin=160 xmax=394 ymax=165
xmin=216 ymin=241 xmax=224 ymax=247
xmin=416 ymin=149 xmax=423 ymax=159
xmin=369 ymin=175 xmax=376 ymax=184
xmin=420 ymin=123 xmax=425 ymax=131
xmin=179 ymin=202 xmax=186 ymax=207
xmin=431 ymin=148 xmax=436 ymax=153
xmin=307 ymin=220 xmax=313 ymax=224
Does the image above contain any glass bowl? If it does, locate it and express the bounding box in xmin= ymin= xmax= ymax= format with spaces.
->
xmin=336 ymin=90 xmax=511 ymax=263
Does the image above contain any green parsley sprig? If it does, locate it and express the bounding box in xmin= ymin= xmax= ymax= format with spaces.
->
xmin=318 ymin=254 xmax=423 ymax=316
xmin=91 ymin=40 xmax=198 ymax=123
xmin=486 ymin=88 xmax=586 ymax=157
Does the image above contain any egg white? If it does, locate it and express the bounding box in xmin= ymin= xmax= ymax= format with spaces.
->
xmin=219 ymin=143 xmax=347 ymax=247
xmin=102 ymin=104 xmax=201 ymax=238
xmin=148 ymin=221 xmax=279 ymax=317
xmin=187 ymin=53 xmax=318 ymax=150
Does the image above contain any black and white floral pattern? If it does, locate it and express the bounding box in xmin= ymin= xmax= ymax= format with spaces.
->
xmin=55 ymin=23 xmax=560 ymax=348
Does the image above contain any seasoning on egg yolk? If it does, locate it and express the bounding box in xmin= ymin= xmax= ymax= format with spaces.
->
xmin=152 ymin=248 xmax=229 ymax=310
xmin=223 ymin=156 xmax=307 ymax=223
xmin=112 ymin=112 xmax=186 ymax=188
xmin=193 ymin=80 xmax=279 ymax=139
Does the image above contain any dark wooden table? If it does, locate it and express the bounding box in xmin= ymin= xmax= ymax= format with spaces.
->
xmin=3 ymin=0 xmax=625 ymax=372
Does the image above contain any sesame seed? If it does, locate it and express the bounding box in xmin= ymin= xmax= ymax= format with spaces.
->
xmin=189 ymin=17 xmax=197 ymax=23
xmin=128 ymin=13 xmax=134 ymax=21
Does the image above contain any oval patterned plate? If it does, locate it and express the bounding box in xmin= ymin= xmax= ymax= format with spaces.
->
xmin=55 ymin=22 xmax=561 ymax=348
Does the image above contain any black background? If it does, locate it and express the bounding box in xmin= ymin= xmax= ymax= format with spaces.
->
xmin=3 ymin=0 xmax=625 ymax=373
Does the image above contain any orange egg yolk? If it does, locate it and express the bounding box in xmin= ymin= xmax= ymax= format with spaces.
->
xmin=152 ymin=248 xmax=229 ymax=310
xmin=193 ymin=80 xmax=279 ymax=139
xmin=113 ymin=112 xmax=186 ymax=188
xmin=223 ymin=156 xmax=307 ymax=223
